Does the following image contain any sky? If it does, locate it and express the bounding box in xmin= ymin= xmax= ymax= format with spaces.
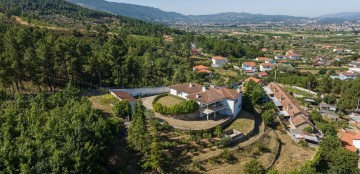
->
xmin=107 ymin=0 xmax=360 ymax=17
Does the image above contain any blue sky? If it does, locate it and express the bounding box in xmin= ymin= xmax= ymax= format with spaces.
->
xmin=107 ymin=0 xmax=360 ymax=17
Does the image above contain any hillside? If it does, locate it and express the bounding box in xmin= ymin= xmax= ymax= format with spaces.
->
xmin=0 ymin=0 xmax=181 ymax=36
xmin=65 ymin=0 xmax=309 ymax=24
xmin=68 ymin=0 xmax=187 ymax=21
xmin=320 ymin=12 xmax=360 ymax=21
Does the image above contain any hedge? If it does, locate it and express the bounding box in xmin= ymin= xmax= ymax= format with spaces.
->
xmin=153 ymin=95 xmax=200 ymax=115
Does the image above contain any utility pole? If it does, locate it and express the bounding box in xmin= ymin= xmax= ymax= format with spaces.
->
xmin=274 ymin=68 xmax=277 ymax=83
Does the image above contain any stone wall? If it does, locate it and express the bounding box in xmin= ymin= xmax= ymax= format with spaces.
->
xmin=166 ymin=111 xmax=201 ymax=121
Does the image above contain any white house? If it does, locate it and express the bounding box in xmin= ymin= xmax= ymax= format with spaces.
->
xmin=169 ymin=83 xmax=242 ymax=120
xmin=275 ymin=55 xmax=285 ymax=60
xmin=286 ymin=50 xmax=300 ymax=60
xmin=242 ymin=62 xmax=257 ymax=72
xmin=333 ymin=48 xmax=344 ymax=54
xmin=212 ymin=56 xmax=227 ymax=68
xmin=260 ymin=63 xmax=275 ymax=72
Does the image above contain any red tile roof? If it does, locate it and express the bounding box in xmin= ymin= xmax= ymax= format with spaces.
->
xmin=243 ymin=62 xmax=257 ymax=67
xmin=245 ymin=77 xmax=261 ymax=84
xmin=193 ymin=65 xmax=209 ymax=70
xmin=197 ymin=69 xmax=212 ymax=73
xmin=340 ymin=131 xmax=360 ymax=152
xmin=112 ymin=91 xmax=137 ymax=102
xmin=268 ymin=83 xmax=308 ymax=118
xmin=170 ymin=84 xmax=203 ymax=94
xmin=261 ymin=63 xmax=275 ymax=67
xmin=256 ymin=57 xmax=269 ymax=61
xmin=290 ymin=114 xmax=312 ymax=128
xmin=187 ymin=88 xmax=241 ymax=104
xmin=212 ymin=56 xmax=226 ymax=60
xmin=258 ymin=72 xmax=268 ymax=77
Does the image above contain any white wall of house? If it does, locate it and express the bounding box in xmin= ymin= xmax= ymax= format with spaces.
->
xmin=260 ymin=66 xmax=272 ymax=72
xmin=212 ymin=59 xmax=227 ymax=67
xmin=353 ymin=140 xmax=360 ymax=150
xmin=170 ymin=89 xmax=188 ymax=99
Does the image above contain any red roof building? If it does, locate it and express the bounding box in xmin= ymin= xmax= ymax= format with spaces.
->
xmin=340 ymin=131 xmax=360 ymax=152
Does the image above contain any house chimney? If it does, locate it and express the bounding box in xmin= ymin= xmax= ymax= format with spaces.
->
xmin=196 ymin=94 xmax=200 ymax=98
xmin=189 ymin=83 xmax=193 ymax=87
xmin=202 ymin=86 xmax=207 ymax=92
xmin=237 ymin=88 xmax=241 ymax=93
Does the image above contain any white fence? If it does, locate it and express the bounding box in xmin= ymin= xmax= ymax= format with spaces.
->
xmin=109 ymin=87 xmax=170 ymax=96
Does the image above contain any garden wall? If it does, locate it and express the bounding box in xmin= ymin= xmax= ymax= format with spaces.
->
xmin=109 ymin=87 xmax=170 ymax=97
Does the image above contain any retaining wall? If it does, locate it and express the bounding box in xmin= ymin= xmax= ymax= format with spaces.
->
xmin=109 ymin=87 xmax=170 ymax=97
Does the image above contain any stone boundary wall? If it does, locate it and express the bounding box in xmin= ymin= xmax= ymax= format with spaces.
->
xmin=109 ymin=87 xmax=170 ymax=97
xmin=287 ymin=85 xmax=318 ymax=96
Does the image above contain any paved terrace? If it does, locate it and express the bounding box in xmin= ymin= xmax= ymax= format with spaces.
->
xmin=141 ymin=96 xmax=232 ymax=130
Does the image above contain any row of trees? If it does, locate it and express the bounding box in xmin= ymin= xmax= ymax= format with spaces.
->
xmin=0 ymin=86 xmax=121 ymax=173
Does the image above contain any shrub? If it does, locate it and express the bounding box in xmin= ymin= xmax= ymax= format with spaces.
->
xmin=112 ymin=100 xmax=131 ymax=119
xmin=303 ymin=126 xmax=313 ymax=134
xmin=299 ymin=140 xmax=309 ymax=147
xmin=153 ymin=96 xmax=200 ymax=115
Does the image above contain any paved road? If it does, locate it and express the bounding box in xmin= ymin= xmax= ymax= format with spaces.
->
xmin=141 ymin=96 xmax=231 ymax=130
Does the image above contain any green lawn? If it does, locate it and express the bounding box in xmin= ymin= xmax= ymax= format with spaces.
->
xmin=225 ymin=110 xmax=255 ymax=134
xmin=157 ymin=95 xmax=186 ymax=107
xmin=284 ymin=86 xmax=316 ymax=98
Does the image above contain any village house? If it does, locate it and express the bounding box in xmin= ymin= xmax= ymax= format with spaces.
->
xmin=258 ymin=72 xmax=268 ymax=78
xmin=286 ymin=50 xmax=300 ymax=60
xmin=350 ymin=112 xmax=360 ymax=126
xmin=333 ymin=48 xmax=344 ymax=54
xmin=340 ymin=131 xmax=360 ymax=153
xmin=212 ymin=56 xmax=227 ymax=68
xmin=274 ymin=55 xmax=285 ymax=60
xmin=262 ymin=48 xmax=269 ymax=52
xmin=256 ymin=57 xmax=270 ymax=63
xmin=191 ymin=48 xmax=201 ymax=56
xmin=349 ymin=61 xmax=360 ymax=68
xmin=312 ymin=57 xmax=332 ymax=66
xmin=319 ymin=102 xmax=338 ymax=120
xmin=245 ymin=77 xmax=262 ymax=84
xmin=331 ymin=71 xmax=359 ymax=80
xmin=193 ymin=65 xmax=212 ymax=73
xmin=266 ymin=83 xmax=318 ymax=142
xmin=242 ymin=62 xmax=258 ymax=72
xmin=169 ymin=83 xmax=242 ymax=120
xmin=260 ymin=63 xmax=275 ymax=72
xmin=111 ymin=91 xmax=137 ymax=104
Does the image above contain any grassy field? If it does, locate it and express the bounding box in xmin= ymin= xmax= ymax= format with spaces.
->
xmin=272 ymin=130 xmax=316 ymax=173
xmin=157 ymin=95 xmax=186 ymax=107
xmin=225 ymin=110 xmax=255 ymax=134
xmin=284 ymin=86 xmax=317 ymax=98
xmin=88 ymin=94 xmax=119 ymax=115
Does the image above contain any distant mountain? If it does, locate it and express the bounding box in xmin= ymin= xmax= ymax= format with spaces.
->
xmin=320 ymin=12 xmax=360 ymax=20
xmin=67 ymin=0 xmax=187 ymax=21
xmin=189 ymin=12 xmax=308 ymax=24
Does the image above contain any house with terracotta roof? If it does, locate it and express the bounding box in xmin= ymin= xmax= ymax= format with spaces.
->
xmin=245 ymin=77 xmax=262 ymax=84
xmin=242 ymin=62 xmax=258 ymax=72
xmin=256 ymin=57 xmax=270 ymax=63
xmin=212 ymin=56 xmax=228 ymax=68
xmin=340 ymin=71 xmax=358 ymax=80
xmin=340 ymin=131 xmax=360 ymax=152
xmin=267 ymin=83 xmax=314 ymax=131
xmin=193 ymin=65 xmax=212 ymax=73
xmin=262 ymin=48 xmax=269 ymax=52
xmin=169 ymin=83 xmax=242 ymax=120
xmin=286 ymin=50 xmax=300 ymax=60
xmin=111 ymin=91 xmax=137 ymax=103
xmin=258 ymin=72 xmax=268 ymax=78
xmin=260 ymin=63 xmax=275 ymax=72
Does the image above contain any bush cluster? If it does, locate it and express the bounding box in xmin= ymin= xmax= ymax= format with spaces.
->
xmin=153 ymin=95 xmax=200 ymax=115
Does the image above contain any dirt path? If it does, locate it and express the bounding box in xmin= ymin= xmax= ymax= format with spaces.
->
xmin=141 ymin=96 xmax=231 ymax=130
